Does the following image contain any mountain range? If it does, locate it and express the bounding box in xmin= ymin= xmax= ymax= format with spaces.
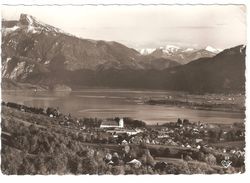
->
xmin=1 ymin=14 xmax=246 ymax=93
xmin=139 ymin=45 xmax=222 ymax=65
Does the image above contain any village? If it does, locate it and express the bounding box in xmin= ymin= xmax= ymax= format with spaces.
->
xmin=1 ymin=101 xmax=245 ymax=174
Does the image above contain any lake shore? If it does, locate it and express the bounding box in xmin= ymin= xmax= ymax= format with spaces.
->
xmin=145 ymin=99 xmax=245 ymax=113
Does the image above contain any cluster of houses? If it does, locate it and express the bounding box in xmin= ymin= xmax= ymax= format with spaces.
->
xmin=3 ymin=101 xmax=244 ymax=160
xmin=96 ymin=118 xmax=203 ymax=148
xmin=95 ymin=117 xmax=244 ymax=159
xmin=103 ymin=151 xmax=142 ymax=168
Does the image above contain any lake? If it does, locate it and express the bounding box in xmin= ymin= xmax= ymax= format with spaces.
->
xmin=1 ymin=89 xmax=245 ymax=125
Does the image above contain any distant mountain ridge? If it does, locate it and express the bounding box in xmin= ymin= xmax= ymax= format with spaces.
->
xmin=77 ymin=45 xmax=245 ymax=93
xmin=1 ymin=14 xmax=246 ymax=93
xmin=139 ymin=45 xmax=222 ymax=64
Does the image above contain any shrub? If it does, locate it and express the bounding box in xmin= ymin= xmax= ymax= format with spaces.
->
xmin=204 ymin=154 xmax=217 ymax=165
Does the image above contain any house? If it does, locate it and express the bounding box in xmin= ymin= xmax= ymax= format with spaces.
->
xmin=127 ymin=159 xmax=142 ymax=168
xmin=186 ymin=144 xmax=191 ymax=148
xmin=129 ymin=136 xmax=142 ymax=144
xmin=126 ymin=129 xmax=139 ymax=136
xmin=100 ymin=118 xmax=124 ymax=128
xmin=157 ymin=134 xmax=170 ymax=138
xmin=195 ymin=139 xmax=203 ymax=143
xmin=106 ymin=129 xmax=138 ymax=136
xmin=80 ymin=126 xmax=86 ymax=130
xmin=107 ymin=160 xmax=114 ymax=165
xmin=106 ymin=130 xmax=126 ymax=135
xmin=193 ymin=128 xmax=199 ymax=133
xmin=145 ymin=138 xmax=150 ymax=144
xmin=105 ymin=153 xmax=112 ymax=161
xmin=230 ymin=150 xmax=236 ymax=154
xmin=122 ymin=139 xmax=128 ymax=145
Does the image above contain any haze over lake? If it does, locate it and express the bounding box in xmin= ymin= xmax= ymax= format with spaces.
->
xmin=2 ymin=89 xmax=244 ymax=125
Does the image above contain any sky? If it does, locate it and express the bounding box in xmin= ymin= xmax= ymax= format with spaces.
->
xmin=1 ymin=5 xmax=246 ymax=50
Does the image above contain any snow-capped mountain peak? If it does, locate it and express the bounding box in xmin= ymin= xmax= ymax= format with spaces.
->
xmin=19 ymin=13 xmax=63 ymax=34
xmin=205 ymin=46 xmax=222 ymax=53
xmin=139 ymin=44 xmax=221 ymax=64
xmin=140 ymin=48 xmax=156 ymax=55
xmin=20 ymin=14 xmax=35 ymax=25
xmin=162 ymin=45 xmax=181 ymax=54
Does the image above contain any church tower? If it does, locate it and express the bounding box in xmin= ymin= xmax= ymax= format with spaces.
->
xmin=119 ymin=118 xmax=124 ymax=128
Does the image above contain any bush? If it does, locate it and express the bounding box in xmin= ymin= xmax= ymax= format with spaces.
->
xmin=184 ymin=155 xmax=193 ymax=161
xmin=204 ymin=154 xmax=217 ymax=165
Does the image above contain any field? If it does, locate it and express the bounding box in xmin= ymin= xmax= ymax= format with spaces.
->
xmin=210 ymin=141 xmax=245 ymax=149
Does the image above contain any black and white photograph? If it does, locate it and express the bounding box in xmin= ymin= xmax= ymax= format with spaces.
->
xmin=0 ymin=3 xmax=247 ymax=175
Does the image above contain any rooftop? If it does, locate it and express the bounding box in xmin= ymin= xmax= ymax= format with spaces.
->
xmin=101 ymin=120 xmax=119 ymax=126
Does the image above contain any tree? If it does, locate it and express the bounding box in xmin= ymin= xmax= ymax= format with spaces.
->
xmin=67 ymin=156 xmax=81 ymax=174
xmin=196 ymin=151 xmax=206 ymax=162
xmin=52 ymin=154 xmax=69 ymax=174
xmin=1 ymin=146 xmax=24 ymax=175
xmin=183 ymin=119 xmax=190 ymax=125
xmin=141 ymin=149 xmax=155 ymax=167
xmin=205 ymin=153 xmax=217 ymax=165
xmin=164 ymin=148 xmax=170 ymax=157
xmin=208 ymin=130 xmax=218 ymax=143
xmin=18 ymin=155 xmax=36 ymax=175
xmin=184 ymin=155 xmax=193 ymax=161
xmin=177 ymin=118 xmax=182 ymax=124
xmin=111 ymin=166 xmax=125 ymax=175
xmin=29 ymin=124 xmax=39 ymax=135
xmin=81 ymin=157 xmax=98 ymax=174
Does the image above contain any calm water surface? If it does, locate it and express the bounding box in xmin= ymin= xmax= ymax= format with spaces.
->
xmin=2 ymin=89 xmax=245 ymax=125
